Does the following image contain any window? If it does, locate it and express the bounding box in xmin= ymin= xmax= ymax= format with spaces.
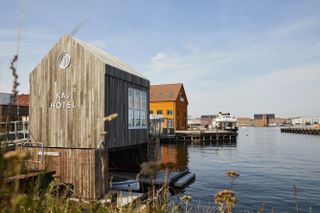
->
xmin=150 ymin=110 xmax=153 ymax=114
xmin=128 ymin=88 xmax=147 ymax=129
xmin=167 ymin=110 xmax=173 ymax=115
xmin=167 ymin=120 xmax=173 ymax=128
xmin=180 ymin=94 xmax=184 ymax=102
xmin=157 ymin=110 xmax=163 ymax=115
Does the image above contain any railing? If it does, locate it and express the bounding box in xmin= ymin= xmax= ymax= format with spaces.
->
xmin=0 ymin=120 xmax=29 ymax=142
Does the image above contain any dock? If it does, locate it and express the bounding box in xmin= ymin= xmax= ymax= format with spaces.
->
xmin=160 ymin=130 xmax=237 ymax=143
xmin=139 ymin=169 xmax=195 ymax=189
xmin=281 ymin=127 xmax=320 ymax=135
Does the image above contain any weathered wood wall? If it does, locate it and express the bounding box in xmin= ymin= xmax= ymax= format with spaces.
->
xmin=105 ymin=65 xmax=150 ymax=149
xmin=29 ymin=35 xmax=105 ymax=148
xmin=26 ymin=147 xmax=108 ymax=200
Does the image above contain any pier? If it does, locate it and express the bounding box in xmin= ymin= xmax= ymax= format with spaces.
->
xmin=281 ymin=127 xmax=320 ymax=135
xmin=159 ymin=130 xmax=238 ymax=143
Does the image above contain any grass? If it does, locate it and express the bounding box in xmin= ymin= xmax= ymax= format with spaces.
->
xmin=0 ymin=148 xmax=314 ymax=213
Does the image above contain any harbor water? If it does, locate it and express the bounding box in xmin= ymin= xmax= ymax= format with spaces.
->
xmin=161 ymin=127 xmax=320 ymax=212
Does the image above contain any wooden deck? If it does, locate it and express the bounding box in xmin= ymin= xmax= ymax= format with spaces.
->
xmin=281 ymin=127 xmax=320 ymax=135
xmin=160 ymin=130 xmax=238 ymax=143
xmin=6 ymin=170 xmax=55 ymax=193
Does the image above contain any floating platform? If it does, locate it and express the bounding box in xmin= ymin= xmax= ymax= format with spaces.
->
xmin=160 ymin=130 xmax=237 ymax=143
xmin=139 ymin=169 xmax=190 ymax=186
xmin=173 ymin=172 xmax=196 ymax=188
xmin=281 ymin=128 xmax=320 ymax=135
xmin=139 ymin=169 xmax=195 ymax=190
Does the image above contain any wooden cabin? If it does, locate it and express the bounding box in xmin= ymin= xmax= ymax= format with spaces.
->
xmin=150 ymin=83 xmax=188 ymax=132
xmin=28 ymin=34 xmax=149 ymax=199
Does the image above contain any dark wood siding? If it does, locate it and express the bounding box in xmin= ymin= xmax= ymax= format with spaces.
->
xmin=175 ymin=86 xmax=188 ymax=130
xmin=105 ymin=65 xmax=150 ymax=149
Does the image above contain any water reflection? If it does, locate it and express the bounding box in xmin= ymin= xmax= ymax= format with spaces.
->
xmin=160 ymin=144 xmax=189 ymax=170
xmin=166 ymin=128 xmax=320 ymax=212
xmin=160 ymin=141 xmax=237 ymax=171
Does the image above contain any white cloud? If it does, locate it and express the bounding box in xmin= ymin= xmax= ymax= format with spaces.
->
xmin=152 ymin=52 xmax=167 ymax=62
xmin=145 ymin=48 xmax=237 ymax=82
xmin=187 ymin=64 xmax=320 ymax=117
xmin=144 ymin=30 xmax=320 ymax=117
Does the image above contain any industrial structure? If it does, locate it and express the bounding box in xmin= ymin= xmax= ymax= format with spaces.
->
xmin=254 ymin=114 xmax=275 ymax=127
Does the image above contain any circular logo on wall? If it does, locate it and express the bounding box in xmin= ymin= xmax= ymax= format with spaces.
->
xmin=57 ymin=52 xmax=71 ymax=69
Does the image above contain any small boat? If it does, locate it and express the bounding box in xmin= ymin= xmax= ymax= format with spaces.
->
xmin=212 ymin=112 xmax=238 ymax=132
xmin=111 ymin=179 xmax=140 ymax=191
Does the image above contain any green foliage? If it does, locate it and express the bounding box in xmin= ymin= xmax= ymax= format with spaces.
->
xmin=0 ymin=151 xmax=313 ymax=213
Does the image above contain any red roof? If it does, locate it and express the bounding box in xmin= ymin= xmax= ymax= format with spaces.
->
xmin=150 ymin=83 xmax=188 ymax=103
xmin=16 ymin=94 xmax=29 ymax=106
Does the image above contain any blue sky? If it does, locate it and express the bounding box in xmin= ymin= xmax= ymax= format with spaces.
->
xmin=1 ymin=0 xmax=320 ymax=117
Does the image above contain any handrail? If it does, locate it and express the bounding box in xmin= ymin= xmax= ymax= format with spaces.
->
xmin=0 ymin=120 xmax=29 ymax=142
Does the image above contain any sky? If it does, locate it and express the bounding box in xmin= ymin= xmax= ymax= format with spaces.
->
xmin=1 ymin=0 xmax=320 ymax=118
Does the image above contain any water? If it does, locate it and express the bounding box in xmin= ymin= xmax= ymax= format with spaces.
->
xmin=160 ymin=127 xmax=320 ymax=212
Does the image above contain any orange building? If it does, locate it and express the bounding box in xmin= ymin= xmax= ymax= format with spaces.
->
xmin=150 ymin=83 xmax=188 ymax=131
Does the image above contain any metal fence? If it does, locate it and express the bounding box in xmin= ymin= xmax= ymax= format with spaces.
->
xmin=0 ymin=120 xmax=29 ymax=142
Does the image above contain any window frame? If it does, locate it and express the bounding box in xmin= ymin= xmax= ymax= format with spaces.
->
xmin=128 ymin=88 xmax=148 ymax=129
xmin=167 ymin=119 xmax=173 ymax=128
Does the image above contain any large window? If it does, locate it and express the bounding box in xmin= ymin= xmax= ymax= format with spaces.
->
xmin=128 ymin=88 xmax=147 ymax=129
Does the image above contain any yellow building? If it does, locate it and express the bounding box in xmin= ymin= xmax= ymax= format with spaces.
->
xmin=150 ymin=83 xmax=188 ymax=131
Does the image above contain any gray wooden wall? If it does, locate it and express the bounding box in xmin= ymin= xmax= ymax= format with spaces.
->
xmin=29 ymin=35 xmax=105 ymax=148
xmin=30 ymin=35 xmax=149 ymax=150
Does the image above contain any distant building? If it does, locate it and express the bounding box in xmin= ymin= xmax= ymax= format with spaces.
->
xmin=150 ymin=83 xmax=188 ymax=131
xmin=0 ymin=93 xmax=29 ymax=122
xmin=237 ymin=117 xmax=253 ymax=126
xmin=188 ymin=117 xmax=201 ymax=129
xmin=269 ymin=117 xmax=291 ymax=126
xmin=291 ymin=116 xmax=320 ymax=125
xmin=254 ymin=114 xmax=275 ymax=127
xmin=200 ymin=115 xmax=216 ymax=128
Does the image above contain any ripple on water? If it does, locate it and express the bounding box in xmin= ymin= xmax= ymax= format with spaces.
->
xmin=162 ymin=127 xmax=320 ymax=212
